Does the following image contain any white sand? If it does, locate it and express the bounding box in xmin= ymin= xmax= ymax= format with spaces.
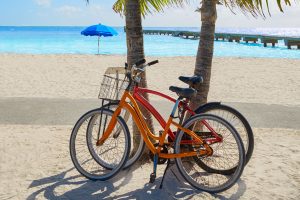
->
xmin=0 ymin=54 xmax=299 ymax=105
xmin=0 ymin=54 xmax=299 ymax=199
xmin=0 ymin=125 xmax=299 ymax=199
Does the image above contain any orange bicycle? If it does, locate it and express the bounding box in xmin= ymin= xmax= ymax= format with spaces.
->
xmin=70 ymin=61 xmax=245 ymax=193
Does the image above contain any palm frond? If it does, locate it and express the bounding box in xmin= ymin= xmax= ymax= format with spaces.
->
xmin=113 ymin=0 xmax=126 ymax=15
xmin=113 ymin=0 xmax=189 ymax=17
xmin=220 ymin=0 xmax=297 ymax=18
xmin=87 ymin=0 xmax=297 ymax=19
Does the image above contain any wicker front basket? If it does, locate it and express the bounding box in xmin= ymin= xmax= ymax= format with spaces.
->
xmin=98 ymin=68 xmax=128 ymax=101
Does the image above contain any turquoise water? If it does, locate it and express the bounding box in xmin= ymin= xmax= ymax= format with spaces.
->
xmin=0 ymin=26 xmax=300 ymax=59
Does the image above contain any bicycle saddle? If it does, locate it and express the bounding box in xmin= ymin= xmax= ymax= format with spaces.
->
xmin=179 ymin=75 xmax=203 ymax=85
xmin=169 ymin=86 xmax=196 ymax=99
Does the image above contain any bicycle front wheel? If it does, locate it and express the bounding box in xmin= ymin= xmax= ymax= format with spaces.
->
xmin=70 ymin=108 xmax=131 ymax=180
xmin=93 ymin=102 xmax=145 ymax=169
xmin=174 ymin=114 xmax=245 ymax=193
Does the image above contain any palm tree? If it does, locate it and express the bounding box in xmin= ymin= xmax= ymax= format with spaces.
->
xmin=189 ymin=0 xmax=297 ymax=110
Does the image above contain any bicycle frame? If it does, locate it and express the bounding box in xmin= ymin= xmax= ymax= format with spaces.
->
xmin=133 ymin=86 xmax=222 ymax=144
xmin=96 ymin=90 xmax=213 ymax=159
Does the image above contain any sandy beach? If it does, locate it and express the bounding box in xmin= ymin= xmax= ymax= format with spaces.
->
xmin=0 ymin=54 xmax=299 ymax=105
xmin=0 ymin=54 xmax=300 ymax=199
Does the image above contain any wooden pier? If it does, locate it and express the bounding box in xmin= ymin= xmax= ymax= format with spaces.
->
xmin=284 ymin=38 xmax=300 ymax=49
xmin=243 ymin=36 xmax=258 ymax=43
xmin=142 ymin=29 xmax=300 ymax=49
xmin=260 ymin=36 xmax=280 ymax=47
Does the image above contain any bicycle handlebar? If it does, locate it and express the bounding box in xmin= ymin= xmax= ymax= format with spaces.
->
xmin=124 ymin=59 xmax=159 ymax=83
xmin=125 ymin=59 xmax=159 ymax=87
xmin=125 ymin=59 xmax=159 ymax=70
xmin=134 ymin=59 xmax=146 ymax=67
xmin=124 ymin=59 xmax=146 ymax=69
xmin=136 ymin=60 xmax=159 ymax=72
xmin=148 ymin=60 xmax=159 ymax=66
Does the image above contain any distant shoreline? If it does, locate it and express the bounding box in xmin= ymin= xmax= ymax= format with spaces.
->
xmin=1 ymin=26 xmax=300 ymax=58
xmin=0 ymin=52 xmax=300 ymax=60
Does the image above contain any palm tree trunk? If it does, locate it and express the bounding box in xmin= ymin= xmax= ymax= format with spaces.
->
xmin=125 ymin=0 xmax=154 ymax=157
xmin=125 ymin=0 xmax=144 ymax=65
xmin=189 ymin=0 xmax=217 ymax=111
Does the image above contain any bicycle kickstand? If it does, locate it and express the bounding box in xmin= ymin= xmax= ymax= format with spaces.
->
xmin=149 ymin=154 xmax=158 ymax=183
xmin=159 ymin=159 xmax=171 ymax=189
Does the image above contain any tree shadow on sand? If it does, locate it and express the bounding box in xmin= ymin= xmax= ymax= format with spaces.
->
xmin=27 ymin=162 xmax=247 ymax=200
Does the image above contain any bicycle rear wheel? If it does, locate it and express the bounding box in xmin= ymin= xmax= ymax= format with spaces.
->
xmin=70 ymin=108 xmax=131 ymax=180
xmin=196 ymin=103 xmax=254 ymax=167
xmin=174 ymin=114 xmax=245 ymax=193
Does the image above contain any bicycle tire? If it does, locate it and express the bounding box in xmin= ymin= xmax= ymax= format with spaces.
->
xmin=70 ymin=108 xmax=131 ymax=180
xmin=174 ymin=114 xmax=245 ymax=193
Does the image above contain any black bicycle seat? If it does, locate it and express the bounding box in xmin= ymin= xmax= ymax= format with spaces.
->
xmin=179 ymin=75 xmax=203 ymax=85
xmin=169 ymin=86 xmax=196 ymax=99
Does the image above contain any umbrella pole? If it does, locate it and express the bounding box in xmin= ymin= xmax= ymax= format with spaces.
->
xmin=98 ymin=36 xmax=100 ymax=54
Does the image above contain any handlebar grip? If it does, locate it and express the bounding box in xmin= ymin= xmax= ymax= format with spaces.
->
xmin=134 ymin=59 xmax=146 ymax=66
xmin=148 ymin=60 xmax=159 ymax=66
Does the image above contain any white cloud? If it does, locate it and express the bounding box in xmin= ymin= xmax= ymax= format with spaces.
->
xmin=88 ymin=5 xmax=103 ymax=17
xmin=90 ymin=5 xmax=102 ymax=13
xmin=35 ymin=0 xmax=51 ymax=7
xmin=216 ymin=1 xmax=300 ymax=28
xmin=56 ymin=5 xmax=82 ymax=16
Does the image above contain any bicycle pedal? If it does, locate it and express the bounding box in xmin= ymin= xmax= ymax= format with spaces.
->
xmin=149 ymin=172 xmax=156 ymax=183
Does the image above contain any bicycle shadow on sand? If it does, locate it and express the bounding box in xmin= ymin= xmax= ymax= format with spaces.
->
xmin=27 ymin=163 xmax=247 ymax=200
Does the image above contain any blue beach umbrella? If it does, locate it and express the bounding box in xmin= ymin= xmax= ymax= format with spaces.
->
xmin=81 ymin=24 xmax=118 ymax=54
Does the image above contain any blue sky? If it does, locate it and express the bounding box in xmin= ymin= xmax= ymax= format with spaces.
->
xmin=0 ymin=0 xmax=299 ymax=27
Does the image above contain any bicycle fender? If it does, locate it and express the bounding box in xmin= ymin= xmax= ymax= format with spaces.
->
xmin=100 ymin=100 xmax=120 ymax=108
xmin=194 ymin=102 xmax=221 ymax=114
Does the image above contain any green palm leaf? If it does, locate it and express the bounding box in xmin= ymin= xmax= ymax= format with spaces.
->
xmin=109 ymin=0 xmax=297 ymax=17
xmin=113 ymin=0 xmax=187 ymax=17
xmin=219 ymin=0 xmax=296 ymax=17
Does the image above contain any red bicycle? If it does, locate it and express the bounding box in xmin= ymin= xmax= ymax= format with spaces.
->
xmin=94 ymin=59 xmax=253 ymax=175
xmin=70 ymin=60 xmax=246 ymax=192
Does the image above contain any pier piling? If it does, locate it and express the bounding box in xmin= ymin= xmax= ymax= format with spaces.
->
xmin=285 ymin=39 xmax=300 ymax=49
xmin=260 ymin=37 xmax=279 ymax=47
xmin=243 ymin=36 xmax=258 ymax=44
